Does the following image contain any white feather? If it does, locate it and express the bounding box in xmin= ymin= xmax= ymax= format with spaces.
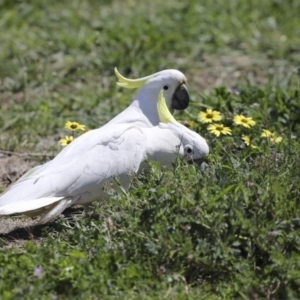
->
xmin=38 ymin=198 xmax=78 ymax=224
xmin=0 ymin=197 xmax=64 ymax=215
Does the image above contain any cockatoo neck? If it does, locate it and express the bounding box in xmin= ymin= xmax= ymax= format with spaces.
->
xmin=131 ymin=89 xmax=162 ymax=126
xmin=104 ymin=89 xmax=161 ymax=128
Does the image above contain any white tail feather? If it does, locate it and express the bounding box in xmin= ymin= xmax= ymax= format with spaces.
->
xmin=37 ymin=198 xmax=78 ymax=224
xmin=0 ymin=197 xmax=65 ymax=215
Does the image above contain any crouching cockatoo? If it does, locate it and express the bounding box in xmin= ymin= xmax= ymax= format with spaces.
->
xmin=0 ymin=91 xmax=208 ymax=224
xmin=107 ymin=67 xmax=190 ymax=127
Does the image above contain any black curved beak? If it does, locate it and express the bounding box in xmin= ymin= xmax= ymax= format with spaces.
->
xmin=172 ymin=84 xmax=189 ymax=110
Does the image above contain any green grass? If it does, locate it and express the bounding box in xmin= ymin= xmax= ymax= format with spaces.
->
xmin=1 ymin=0 xmax=300 ymax=298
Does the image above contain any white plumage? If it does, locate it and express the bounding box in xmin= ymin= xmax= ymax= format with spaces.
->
xmin=0 ymin=69 xmax=207 ymax=224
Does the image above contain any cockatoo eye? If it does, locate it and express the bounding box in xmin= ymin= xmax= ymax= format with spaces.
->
xmin=184 ymin=144 xmax=194 ymax=155
xmin=163 ymin=85 xmax=169 ymax=90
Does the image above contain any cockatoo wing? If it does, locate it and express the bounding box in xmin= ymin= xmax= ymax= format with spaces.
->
xmin=0 ymin=125 xmax=146 ymax=217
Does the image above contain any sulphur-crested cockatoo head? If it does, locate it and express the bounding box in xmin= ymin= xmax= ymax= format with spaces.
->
xmin=156 ymin=90 xmax=209 ymax=163
xmin=113 ymin=68 xmax=189 ymax=126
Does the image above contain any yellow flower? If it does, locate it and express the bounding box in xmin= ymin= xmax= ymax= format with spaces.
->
xmin=261 ymin=129 xmax=272 ymax=138
xmin=233 ymin=115 xmax=256 ymax=128
xmin=241 ymin=134 xmax=250 ymax=146
xmin=59 ymin=136 xmax=74 ymax=146
xmin=242 ymin=135 xmax=258 ymax=149
xmin=272 ymin=136 xmax=283 ymax=143
xmin=261 ymin=130 xmax=282 ymax=143
xmin=64 ymin=121 xmax=85 ymax=131
xmin=198 ymin=109 xmax=222 ymax=123
xmin=207 ymin=124 xmax=231 ymax=137
xmin=181 ymin=120 xmax=195 ymax=129
xmin=79 ymin=129 xmax=90 ymax=135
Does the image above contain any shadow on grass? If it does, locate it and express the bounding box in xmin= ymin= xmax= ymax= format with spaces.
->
xmin=0 ymin=206 xmax=85 ymax=242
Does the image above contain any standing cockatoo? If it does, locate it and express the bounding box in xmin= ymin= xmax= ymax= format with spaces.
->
xmin=107 ymin=68 xmax=190 ymax=127
xmin=0 ymin=91 xmax=208 ymax=224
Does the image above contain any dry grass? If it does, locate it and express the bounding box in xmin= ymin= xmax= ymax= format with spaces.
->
xmin=0 ymin=155 xmax=37 ymax=191
xmin=188 ymin=55 xmax=295 ymax=92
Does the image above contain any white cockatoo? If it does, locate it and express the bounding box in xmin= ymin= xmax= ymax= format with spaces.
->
xmin=0 ymin=91 xmax=208 ymax=224
xmin=8 ymin=68 xmax=189 ymax=183
xmin=107 ymin=68 xmax=190 ymax=127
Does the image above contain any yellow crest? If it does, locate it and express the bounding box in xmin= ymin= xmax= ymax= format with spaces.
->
xmin=157 ymin=90 xmax=176 ymax=124
xmin=114 ymin=67 xmax=150 ymax=89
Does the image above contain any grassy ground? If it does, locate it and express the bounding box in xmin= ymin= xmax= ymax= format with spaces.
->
xmin=0 ymin=0 xmax=300 ymax=298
